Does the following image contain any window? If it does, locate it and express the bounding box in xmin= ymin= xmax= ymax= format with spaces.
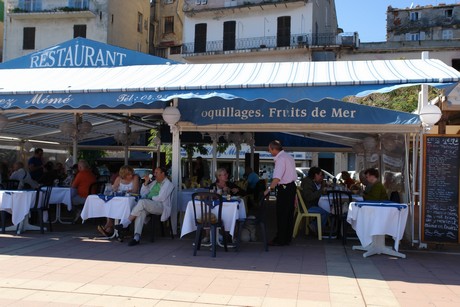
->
xmin=445 ymin=9 xmax=453 ymax=18
xmin=18 ymin=0 xmax=42 ymax=11
xmin=277 ymin=16 xmax=291 ymax=47
xmin=74 ymin=25 xmax=87 ymax=38
xmin=23 ymin=27 xmax=35 ymax=50
xmin=442 ymin=29 xmax=453 ymax=40
xmin=137 ymin=13 xmax=143 ymax=33
xmin=164 ymin=0 xmax=173 ymax=4
xmin=194 ymin=23 xmax=207 ymax=53
xmin=223 ymin=21 xmax=236 ymax=51
xmin=164 ymin=16 xmax=174 ymax=34
xmin=410 ymin=11 xmax=420 ymax=21
xmin=409 ymin=33 xmax=420 ymax=41
xmin=195 ymin=0 xmax=207 ymax=4
xmin=69 ymin=0 xmax=89 ymax=9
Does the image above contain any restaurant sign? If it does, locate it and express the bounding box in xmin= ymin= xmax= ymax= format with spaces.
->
xmin=179 ymin=97 xmax=421 ymax=125
xmin=0 ymin=37 xmax=174 ymax=69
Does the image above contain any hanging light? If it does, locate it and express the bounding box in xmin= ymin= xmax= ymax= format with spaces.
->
xmin=162 ymin=106 xmax=181 ymax=126
xmin=419 ymin=103 xmax=442 ymax=128
xmin=363 ymin=136 xmax=377 ymax=152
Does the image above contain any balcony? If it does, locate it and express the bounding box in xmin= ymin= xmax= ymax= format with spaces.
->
xmin=7 ymin=0 xmax=97 ymax=19
xmin=181 ymin=32 xmax=356 ymax=56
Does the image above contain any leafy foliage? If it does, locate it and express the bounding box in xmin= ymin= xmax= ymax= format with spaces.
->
xmin=343 ymin=85 xmax=442 ymax=112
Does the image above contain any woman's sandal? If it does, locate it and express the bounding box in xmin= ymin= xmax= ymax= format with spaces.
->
xmin=97 ymin=225 xmax=114 ymax=237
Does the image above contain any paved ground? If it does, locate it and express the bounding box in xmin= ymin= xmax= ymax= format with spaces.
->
xmin=1 ymin=218 xmax=460 ymax=307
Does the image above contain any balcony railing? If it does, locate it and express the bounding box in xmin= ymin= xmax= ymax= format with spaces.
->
xmin=182 ymin=33 xmax=354 ymax=55
xmin=8 ymin=0 xmax=93 ymax=14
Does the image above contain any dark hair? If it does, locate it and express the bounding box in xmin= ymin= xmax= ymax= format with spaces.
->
xmin=157 ymin=166 xmax=168 ymax=174
xmin=44 ymin=161 xmax=54 ymax=171
xmin=308 ymin=166 xmax=323 ymax=179
xmin=35 ymin=148 xmax=43 ymax=154
xmin=269 ymin=140 xmax=283 ymax=151
xmin=364 ymin=168 xmax=379 ymax=178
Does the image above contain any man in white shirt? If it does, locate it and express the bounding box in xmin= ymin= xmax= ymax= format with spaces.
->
xmin=9 ymin=161 xmax=39 ymax=189
xmin=115 ymin=167 xmax=173 ymax=246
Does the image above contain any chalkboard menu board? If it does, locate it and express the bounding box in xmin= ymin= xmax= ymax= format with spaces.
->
xmin=422 ymin=135 xmax=460 ymax=243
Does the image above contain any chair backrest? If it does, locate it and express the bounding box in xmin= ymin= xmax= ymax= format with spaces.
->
xmin=295 ymin=187 xmax=311 ymax=215
xmin=191 ymin=192 xmax=223 ymax=227
xmin=327 ymin=190 xmax=352 ymax=216
xmin=254 ymin=192 xmax=268 ymax=222
xmin=389 ymin=191 xmax=401 ymax=203
xmin=34 ymin=186 xmax=53 ymax=210
xmin=1 ymin=179 xmax=20 ymax=190
xmin=96 ymin=175 xmax=111 ymax=183
xmin=88 ymin=181 xmax=106 ymax=195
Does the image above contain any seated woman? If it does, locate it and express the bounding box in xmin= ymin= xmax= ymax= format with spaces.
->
xmin=339 ymin=171 xmax=355 ymax=189
xmin=209 ymin=168 xmax=245 ymax=196
xmin=97 ymin=165 xmax=140 ymax=237
xmin=362 ymin=168 xmax=389 ymax=201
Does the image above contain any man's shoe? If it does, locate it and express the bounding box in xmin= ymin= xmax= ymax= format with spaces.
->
xmin=114 ymin=224 xmax=128 ymax=231
xmin=128 ymin=239 xmax=140 ymax=246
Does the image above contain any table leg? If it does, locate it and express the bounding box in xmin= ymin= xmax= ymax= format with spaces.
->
xmin=352 ymin=235 xmax=406 ymax=259
xmin=5 ymin=215 xmax=42 ymax=234
xmin=51 ymin=203 xmax=73 ymax=224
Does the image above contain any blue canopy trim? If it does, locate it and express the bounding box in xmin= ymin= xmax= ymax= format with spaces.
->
xmin=0 ymin=37 xmax=176 ymax=69
xmin=178 ymin=97 xmax=421 ymax=126
xmin=0 ymin=91 xmax=170 ymax=110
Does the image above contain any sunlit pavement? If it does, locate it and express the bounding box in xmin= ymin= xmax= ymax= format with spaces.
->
xmin=1 ymin=220 xmax=460 ymax=307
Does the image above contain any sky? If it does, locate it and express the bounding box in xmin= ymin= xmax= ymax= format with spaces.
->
xmin=335 ymin=0 xmax=459 ymax=42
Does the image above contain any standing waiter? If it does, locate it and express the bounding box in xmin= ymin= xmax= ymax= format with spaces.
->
xmin=264 ymin=140 xmax=297 ymax=246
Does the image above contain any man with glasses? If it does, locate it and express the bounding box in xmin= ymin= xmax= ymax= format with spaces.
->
xmin=115 ymin=167 xmax=173 ymax=246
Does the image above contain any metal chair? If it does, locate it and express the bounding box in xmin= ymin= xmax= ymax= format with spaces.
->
xmin=88 ymin=181 xmax=106 ymax=195
xmin=236 ymin=192 xmax=269 ymax=251
xmin=148 ymin=187 xmax=175 ymax=242
xmin=327 ymin=190 xmax=352 ymax=245
xmin=293 ymin=187 xmax=322 ymax=240
xmin=0 ymin=180 xmax=20 ymax=190
xmin=30 ymin=186 xmax=53 ymax=234
xmin=191 ymin=192 xmax=228 ymax=257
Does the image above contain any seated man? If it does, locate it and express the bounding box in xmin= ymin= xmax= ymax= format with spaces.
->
xmin=115 ymin=167 xmax=173 ymax=246
xmin=300 ymin=166 xmax=329 ymax=234
xmin=363 ymin=168 xmax=389 ymax=201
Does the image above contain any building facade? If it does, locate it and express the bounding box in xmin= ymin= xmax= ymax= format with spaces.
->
xmin=156 ymin=0 xmax=360 ymax=63
xmin=387 ymin=3 xmax=460 ymax=42
xmin=3 ymin=0 xmax=150 ymax=61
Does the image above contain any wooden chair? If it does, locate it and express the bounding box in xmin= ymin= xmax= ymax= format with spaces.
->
xmin=327 ymin=190 xmax=353 ymax=245
xmin=191 ymin=192 xmax=228 ymax=257
xmin=293 ymin=187 xmax=322 ymax=240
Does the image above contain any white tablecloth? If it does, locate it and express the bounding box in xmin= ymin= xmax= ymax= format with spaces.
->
xmin=180 ymin=198 xmax=247 ymax=238
xmin=177 ymin=188 xmax=209 ymax=212
xmin=0 ymin=190 xmax=37 ymax=225
xmin=48 ymin=187 xmax=72 ymax=211
xmin=346 ymin=201 xmax=408 ymax=248
xmin=81 ymin=194 xmax=137 ymax=221
xmin=318 ymin=195 xmax=363 ymax=213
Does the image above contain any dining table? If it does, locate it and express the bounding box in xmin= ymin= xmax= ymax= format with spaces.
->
xmin=47 ymin=186 xmax=73 ymax=224
xmin=0 ymin=189 xmax=40 ymax=234
xmin=180 ymin=197 xmax=247 ymax=239
xmin=318 ymin=194 xmax=363 ymax=213
xmin=81 ymin=194 xmax=138 ymax=239
xmin=346 ymin=201 xmax=408 ymax=258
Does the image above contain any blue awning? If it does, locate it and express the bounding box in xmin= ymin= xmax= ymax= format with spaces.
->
xmin=0 ymin=59 xmax=459 ymax=112
xmin=0 ymin=37 xmax=176 ymax=69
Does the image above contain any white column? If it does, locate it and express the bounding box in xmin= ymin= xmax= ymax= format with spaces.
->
xmin=170 ymin=124 xmax=181 ymax=235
